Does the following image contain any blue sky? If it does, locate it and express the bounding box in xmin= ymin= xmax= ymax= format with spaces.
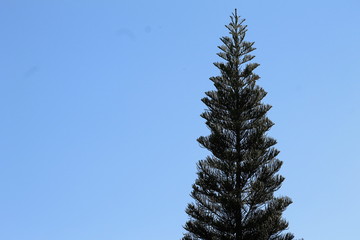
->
xmin=1 ymin=1 xmax=360 ymax=239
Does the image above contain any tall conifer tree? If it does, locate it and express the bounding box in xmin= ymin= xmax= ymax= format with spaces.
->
xmin=182 ymin=10 xmax=295 ymax=240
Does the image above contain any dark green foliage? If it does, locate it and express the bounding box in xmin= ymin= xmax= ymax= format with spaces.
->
xmin=182 ymin=10 xmax=294 ymax=240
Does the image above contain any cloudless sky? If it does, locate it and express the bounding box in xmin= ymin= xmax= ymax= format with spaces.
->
xmin=1 ymin=1 xmax=360 ymax=239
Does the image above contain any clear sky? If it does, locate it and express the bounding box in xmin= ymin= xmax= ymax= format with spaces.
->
xmin=1 ymin=0 xmax=359 ymax=239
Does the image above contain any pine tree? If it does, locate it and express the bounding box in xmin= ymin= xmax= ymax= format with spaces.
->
xmin=182 ymin=10 xmax=295 ymax=240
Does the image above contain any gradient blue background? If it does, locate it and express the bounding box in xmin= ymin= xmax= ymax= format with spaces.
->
xmin=1 ymin=1 xmax=359 ymax=239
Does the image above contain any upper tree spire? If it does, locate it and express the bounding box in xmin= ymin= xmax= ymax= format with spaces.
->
xmin=182 ymin=10 xmax=296 ymax=240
